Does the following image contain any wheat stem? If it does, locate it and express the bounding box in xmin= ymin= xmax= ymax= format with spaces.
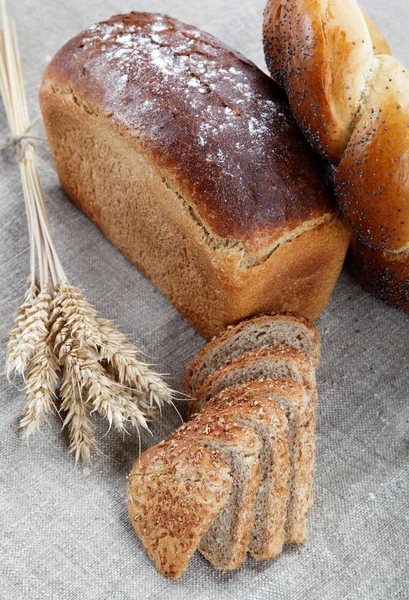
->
xmin=1 ymin=0 xmax=177 ymax=463
xmin=60 ymin=369 xmax=99 ymax=464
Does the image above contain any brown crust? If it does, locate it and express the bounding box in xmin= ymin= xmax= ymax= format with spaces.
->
xmin=347 ymin=235 xmax=409 ymax=312
xmin=127 ymin=438 xmax=232 ymax=579
xmin=42 ymin=11 xmax=338 ymax=254
xmin=184 ymin=312 xmax=320 ymax=398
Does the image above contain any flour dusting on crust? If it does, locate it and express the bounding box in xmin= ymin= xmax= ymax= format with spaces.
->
xmin=49 ymin=12 xmax=334 ymax=249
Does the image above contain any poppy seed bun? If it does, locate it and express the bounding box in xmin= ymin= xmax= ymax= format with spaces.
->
xmin=264 ymin=0 xmax=409 ymax=312
xmin=263 ymin=0 xmax=390 ymax=163
xmin=336 ymin=55 xmax=409 ymax=252
xmin=348 ymin=235 xmax=409 ymax=311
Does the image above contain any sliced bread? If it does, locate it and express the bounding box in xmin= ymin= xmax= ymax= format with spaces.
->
xmin=170 ymin=412 xmax=262 ymax=571
xmin=127 ymin=437 xmax=232 ymax=579
xmin=205 ymin=379 xmax=315 ymax=544
xmin=190 ymin=346 xmax=317 ymax=417
xmin=184 ymin=313 xmax=320 ymax=398
xmin=198 ymin=394 xmax=290 ymax=560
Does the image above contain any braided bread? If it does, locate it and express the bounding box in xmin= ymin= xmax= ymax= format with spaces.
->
xmin=348 ymin=238 xmax=409 ymax=312
xmin=263 ymin=0 xmax=409 ymax=312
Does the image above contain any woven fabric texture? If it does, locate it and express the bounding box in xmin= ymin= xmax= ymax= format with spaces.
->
xmin=0 ymin=0 xmax=408 ymax=598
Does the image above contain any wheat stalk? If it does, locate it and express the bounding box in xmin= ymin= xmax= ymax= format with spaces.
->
xmin=96 ymin=318 xmax=175 ymax=408
xmin=60 ymin=378 xmax=99 ymax=464
xmin=6 ymin=282 xmax=38 ymax=376
xmin=1 ymin=0 xmax=176 ymax=463
xmin=8 ymin=285 xmax=52 ymax=375
xmin=20 ymin=339 xmax=59 ymax=437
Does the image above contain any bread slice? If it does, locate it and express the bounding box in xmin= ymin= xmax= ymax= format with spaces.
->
xmin=127 ymin=437 xmax=232 ymax=579
xmin=184 ymin=313 xmax=320 ymax=397
xmin=198 ymin=394 xmax=290 ymax=560
xmin=190 ymin=346 xmax=317 ymax=417
xmin=170 ymin=412 xmax=261 ymax=571
xmin=204 ymin=379 xmax=315 ymax=544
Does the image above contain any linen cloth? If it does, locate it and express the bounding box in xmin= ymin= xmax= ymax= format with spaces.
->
xmin=0 ymin=0 xmax=408 ymax=598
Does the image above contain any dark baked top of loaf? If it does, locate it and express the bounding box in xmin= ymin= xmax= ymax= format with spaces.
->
xmin=44 ymin=12 xmax=336 ymax=252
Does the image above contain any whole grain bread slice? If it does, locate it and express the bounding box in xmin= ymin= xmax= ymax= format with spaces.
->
xmin=190 ymin=346 xmax=317 ymax=417
xmin=204 ymin=379 xmax=315 ymax=544
xmin=198 ymin=394 xmax=290 ymax=560
xmin=170 ymin=412 xmax=261 ymax=571
xmin=184 ymin=313 xmax=320 ymax=398
xmin=127 ymin=437 xmax=232 ymax=579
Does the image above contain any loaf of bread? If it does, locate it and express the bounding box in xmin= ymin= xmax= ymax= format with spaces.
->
xmin=263 ymin=0 xmax=409 ymax=312
xmin=127 ymin=313 xmax=319 ymax=579
xmin=40 ymin=11 xmax=350 ymax=339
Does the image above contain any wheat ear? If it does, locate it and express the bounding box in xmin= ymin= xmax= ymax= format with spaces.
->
xmin=1 ymin=1 xmax=177 ymax=463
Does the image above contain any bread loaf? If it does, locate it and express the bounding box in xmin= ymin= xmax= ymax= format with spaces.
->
xmin=263 ymin=0 xmax=409 ymax=312
xmin=40 ymin=12 xmax=350 ymax=339
xmin=127 ymin=314 xmax=320 ymax=576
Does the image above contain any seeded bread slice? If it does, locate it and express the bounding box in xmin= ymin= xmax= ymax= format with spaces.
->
xmin=127 ymin=438 xmax=232 ymax=579
xmin=190 ymin=346 xmax=317 ymax=418
xmin=204 ymin=379 xmax=315 ymax=544
xmin=170 ymin=412 xmax=261 ymax=571
xmin=198 ymin=394 xmax=290 ymax=560
xmin=184 ymin=313 xmax=320 ymax=398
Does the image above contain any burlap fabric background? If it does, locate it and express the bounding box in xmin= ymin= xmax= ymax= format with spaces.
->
xmin=0 ymin=0 xmax=408 ymax=598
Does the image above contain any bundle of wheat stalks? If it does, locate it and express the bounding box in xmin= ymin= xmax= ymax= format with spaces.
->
xmin=0 ymin=1 xmax=175 ymax=463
